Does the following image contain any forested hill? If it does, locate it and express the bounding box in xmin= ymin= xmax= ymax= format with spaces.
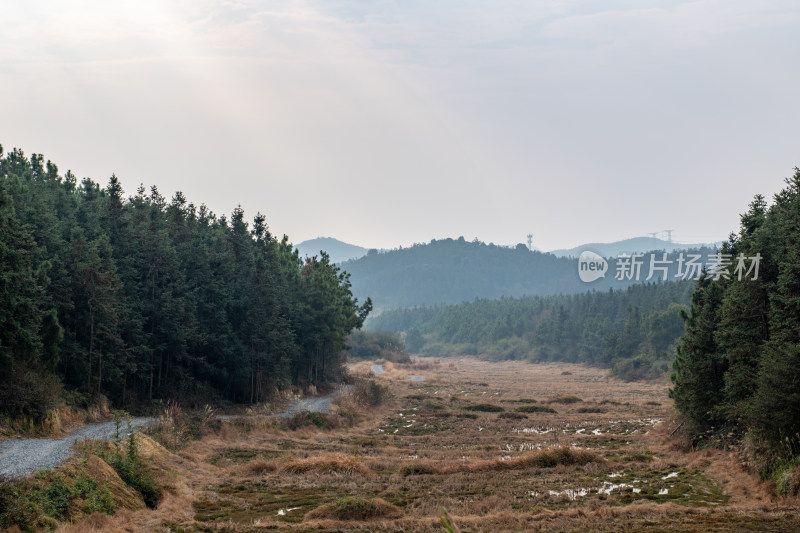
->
xmin=0 ymin=146 xmax=371 ymax=419
xmin=343 ymin=237 xmax=716 ymax=310
xmin=370 ymin=281 xmax=694 ymax=380
xmin=296 ymin=237 xmax=367 ymax=264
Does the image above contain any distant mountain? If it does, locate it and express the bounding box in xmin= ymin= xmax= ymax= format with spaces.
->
xmin=341 ymin=237 xmax=716 ymax=312
xmin=295 ymin=237 xmax=368 ymax=264
xmin=549 ymin=237 xmax=720 ymax=258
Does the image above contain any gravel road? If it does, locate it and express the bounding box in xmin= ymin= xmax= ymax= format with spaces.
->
xmin=0 ymin=386 xmax=351 ymax=478
xmin=0 ymin=418 xmax=154 ymax=478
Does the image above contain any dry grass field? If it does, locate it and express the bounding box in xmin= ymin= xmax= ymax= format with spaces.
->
xmin=63 ymin=357 xmax=800 ymax=532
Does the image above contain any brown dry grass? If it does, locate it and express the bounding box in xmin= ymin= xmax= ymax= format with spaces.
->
xmin=61 ymin=356 xmax=800 ymax=532
xmin=281 ymin=453 xmax=370 ymax=475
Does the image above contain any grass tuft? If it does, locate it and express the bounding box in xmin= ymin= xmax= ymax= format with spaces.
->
xmin=281 ymin=453 xmax=370 ymax=476
xmin=304 ymin=496 xmax=401 ymax=521
xmin=548 ymin=395 xmax=583 ymax=404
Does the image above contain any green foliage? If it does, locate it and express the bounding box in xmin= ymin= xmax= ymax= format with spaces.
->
xmin=106 ymin=431 xmax=161 ymax=508
xmin=370 ymin=282 xmax=692 ymax=380
xmin=461 ymin=403 xmax=504 ymax=412
xmin=670 ymin=169 xmax=800 ymax=461
xmin=515 ymin=405 xmax=556 ymax=413
xmin=497 ymin=411 xmax=528 ymax=419
xmin=0 ymin=472 xmax=115 ymax=531
xmin=0 ymin=146 xmax=370 ymax=418
xmin=286 ymin=410 xmax=334 ymax=430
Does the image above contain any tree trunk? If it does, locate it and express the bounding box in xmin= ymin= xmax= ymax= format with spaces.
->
xmin=88 ymin=310 xmax=94 ymax=394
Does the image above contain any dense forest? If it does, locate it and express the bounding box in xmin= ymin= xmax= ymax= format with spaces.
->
xmin=671 ymin=169 xmax=800 ymax=467
xmin=0 ymin=146 xmax=371 ymax=419
xmin=370 ymin=281 xmax=694 ymax=380
xmin=342 ymin=237 xmax=716 ymax=311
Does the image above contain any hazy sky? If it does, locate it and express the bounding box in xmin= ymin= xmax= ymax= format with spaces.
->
xmin=2 ymin=1 xmax=798 ymax=251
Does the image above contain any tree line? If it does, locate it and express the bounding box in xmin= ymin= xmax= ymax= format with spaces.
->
xmin=671 ymin=168 xmax=800 ymax=461
xmin=369 ymin=281 xmax=693 ymax=380
xmin=0 ymin=146 xmax=371 ymax=419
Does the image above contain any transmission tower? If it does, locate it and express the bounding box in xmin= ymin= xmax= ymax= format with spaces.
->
xmin=663 ymin=229 xmax=673 ymax=243
xmin=526 ymin=233 xmax=533 ymax=251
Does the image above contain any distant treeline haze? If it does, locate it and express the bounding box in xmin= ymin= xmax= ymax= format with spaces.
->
xmin=370 ymin=281 xmax=694 ymax=381
xmin=0 ymin=146 xmax=371 ymax=419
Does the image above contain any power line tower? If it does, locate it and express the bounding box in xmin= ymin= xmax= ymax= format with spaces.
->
xmin=648 ymin=232 xmax=658 ymax=239
xmin=526 ymin=233 xmax=533 ymax=251
xmin=663 ymin=229 xmax=673 ymax=243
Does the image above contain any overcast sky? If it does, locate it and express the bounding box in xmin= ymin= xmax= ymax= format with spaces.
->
xmin=2 ymin=1 xmax=798 ymax=251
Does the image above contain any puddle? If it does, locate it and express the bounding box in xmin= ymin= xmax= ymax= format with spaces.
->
xmin=409 ymin=375 xmax=426 ymax=381
xmin=370 ymin=364 xmax=385 ymax=374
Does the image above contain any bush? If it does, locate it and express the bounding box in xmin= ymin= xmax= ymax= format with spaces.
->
xmin=304 ymin=496 xmax=401 ymax=521
xmin=106 ymin=432 xmax=162 ymax=508
xmin=400 ymin=463 xmax=440 ymax=476
xmin=354 ymin=379 xmax=391 ymax=407
xmin=0 ymin=362 xmax=62 ymax=420
xmin=346 ymin=331 xmax=411 ymax=363
xmin=0 ymin=472 xmax=115 ymax=531
xmin=548 ymin=395 xmax=582 ymax=404
xmin=515 ymin=405 xmax=556 ymax=414
xmin=498 ymin=412 xmax=528 ymax=420
xmin=462 ymin=404 xmax=504 ymax=412
xmin=286 ymin=410 xmax=339 ymax=430
xmin=147 ymin=402 xmax=218 ymax=451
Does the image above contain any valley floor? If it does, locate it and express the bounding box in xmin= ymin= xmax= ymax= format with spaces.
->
xmin=67 ymin=357 xmax=799 ymax=532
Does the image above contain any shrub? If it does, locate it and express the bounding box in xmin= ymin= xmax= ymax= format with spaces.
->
xmin=577 ymin=407 xmax=605 ymax=413
xmin=147 ymin=402 xmax=218 ymax=451
xmin=106 ymin=432 xmax=162 ymax=508
xmin=496 ymin=447 xmax=598 ymax=471
xmin=305 ymin=497 xmax=401 ymax=521
xmin=354 ymin=379 xmax=391 ymax=407
xmin=0 ymin=472 xmax=115 ymax=531
xmin=515 ymin=405 xmax=556 ymax=414
xmin=462 ymin=404 xmax=504 ymax=412
xmin=0 ymin=362 xmax=62 ymax=420
xmin=401 ymin=463 xmax=440 ymax=476
xmin=548 ymin=395 xmax=583 ymax=404
xmin=498 ymin=412 xmax=528 ymax=420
